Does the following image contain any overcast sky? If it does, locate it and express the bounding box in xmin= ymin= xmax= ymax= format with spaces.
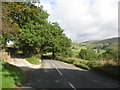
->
xmin=38 ymin=0 xmax=119 ymax=42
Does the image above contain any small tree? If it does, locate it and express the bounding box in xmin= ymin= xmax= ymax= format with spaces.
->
xmin=79 ymin=49 xmax=98 ymax=60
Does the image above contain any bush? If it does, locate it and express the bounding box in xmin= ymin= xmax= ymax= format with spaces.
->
xmin=87 ymin=60 xmax=101 ymax=68
xmin=102 ymin=49 xmax=119 ymax=62
xmin=79 ymin=49 xmax=98 ymax=60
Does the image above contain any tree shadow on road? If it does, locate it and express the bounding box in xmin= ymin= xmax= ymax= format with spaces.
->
xmin=20 ymin=67 xmax=119 ymax=89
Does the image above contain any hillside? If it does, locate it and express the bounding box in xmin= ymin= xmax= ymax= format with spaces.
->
xmin=78 ymin=37 xmax=119 ymax=45
xmin=91 ymin=37 xmax=120 ymax=44
xmin=76 ymin=37 xmax=119 ymax=49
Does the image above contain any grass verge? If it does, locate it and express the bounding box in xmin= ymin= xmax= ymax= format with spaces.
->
xmin=25 ymin=56 xmax=40 ymax=65
xmin=55 ymin=56 xmax=120 ymax=80
xmin=1 ymin=60 xmax=24 ymax=88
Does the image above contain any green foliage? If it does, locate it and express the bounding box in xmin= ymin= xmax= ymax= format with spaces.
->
xmin=87 ymin=60 xmax=101 ymax=68
xmin=2 ymin=2 xmax=72 ymax=57
xmin=25 ymin=56 xmax=40 ymax=65
xmin=79 ymin=49 xmax=98 ymax=60
xmin=2 ymin=2 xmax=21 ymax=48
xmin=44 ymin=22 xmax=72 ymax=59
xmin=1 ymin=61 xmax=24 ymax=88
xmin=102 ymin=48 xmax=118 ymax=61
xmin=71 ymin=45 xmax=86 ymax=57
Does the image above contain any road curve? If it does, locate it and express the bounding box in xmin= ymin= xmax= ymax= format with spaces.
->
xmin=21 ymin=59 xmax=119 ymax=89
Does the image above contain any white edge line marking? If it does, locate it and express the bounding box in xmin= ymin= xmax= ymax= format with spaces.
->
xmin=50 ymin=61 xmax=63 ymax=76
xmin=69 ymin=83 xmax=77 ymax=90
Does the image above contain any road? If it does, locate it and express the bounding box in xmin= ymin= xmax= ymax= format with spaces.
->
xmin=21 ymin=59 xmax=119 ymax=89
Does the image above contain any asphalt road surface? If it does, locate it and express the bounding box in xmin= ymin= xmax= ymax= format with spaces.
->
xmin=21 ymin=60 xmax=119 ymax=89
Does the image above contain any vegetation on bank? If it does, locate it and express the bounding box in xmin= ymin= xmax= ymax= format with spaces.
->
xmin=1 ymin=60 xmax=24 ymax=88
xmin=55 ymin=56 xmax=120 ymax=80
xmin=66 ymin=39 xmax=119 ymax=80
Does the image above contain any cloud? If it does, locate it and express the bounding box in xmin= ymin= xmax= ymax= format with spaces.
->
xmin=40 ymin=0 xmax=118 ymax=42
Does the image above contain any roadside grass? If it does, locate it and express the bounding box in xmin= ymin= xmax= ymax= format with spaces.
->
xmin=25 ymin=56 xmax=40 ymax=65
xmin=55 ymin=57 xmax=90 ymax=70
xmin=55 ymin=56 xmax=120 ymax=80
xmin=1 ymin=60 xmax=24 ymax=88
xmin=73 ymin=62 xmax=90 ymax=70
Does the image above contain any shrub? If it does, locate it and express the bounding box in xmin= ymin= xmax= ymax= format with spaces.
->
xmin=102 ymin=49 xmax=119 ymax=62
xmin=79 ymin=49 xmax=98 ymax=60
xmin=87 ymin=60 xmax=101 ymax=68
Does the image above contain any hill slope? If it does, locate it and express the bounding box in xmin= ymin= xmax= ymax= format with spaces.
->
xmin=74 ymin=37 xmax=119 ymax=50
xmin=92 ymin=37 xmax=120 ymax=44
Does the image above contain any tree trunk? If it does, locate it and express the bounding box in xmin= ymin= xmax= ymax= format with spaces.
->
xmin=52 ymin=47 xmax=55 ymax=59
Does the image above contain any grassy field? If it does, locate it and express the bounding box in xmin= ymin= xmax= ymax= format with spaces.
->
xmin=25 ymin=56 xmax=41 ymax=65
xmin=1 ymin=60 xmax=24 ymax=88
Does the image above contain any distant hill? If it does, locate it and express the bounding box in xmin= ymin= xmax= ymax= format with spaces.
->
xmin=91 ymin=37 xmax=120 ymax=44
xmin=74 ymin=37 xmax=119 ymax=50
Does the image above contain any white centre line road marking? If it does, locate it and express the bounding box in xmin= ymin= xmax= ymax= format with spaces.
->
xmin=69 ymin=83 xmax=77 ymax=90
xmin=50 ymin=60 xmax=77 ymax=90
xmin=50 ymin=61 xmax=63 ymax=76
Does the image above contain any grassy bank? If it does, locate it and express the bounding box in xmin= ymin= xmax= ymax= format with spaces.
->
xmin=25 ymin=56 xmax=41 ymax=65
xmin=1 ymin=60 xmax=24 ymax=89
xmin=55 ymin=56 xmax=120 ymax=80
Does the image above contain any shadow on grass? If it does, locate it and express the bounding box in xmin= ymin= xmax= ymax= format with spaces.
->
xmin=2 ymin=61 xmax=24 ymax=87
xmin=89 ymin=65 xmax=120 ymax=81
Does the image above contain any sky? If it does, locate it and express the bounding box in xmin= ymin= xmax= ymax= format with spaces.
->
xmin=37 ymin=0 xmax=119 ymax=42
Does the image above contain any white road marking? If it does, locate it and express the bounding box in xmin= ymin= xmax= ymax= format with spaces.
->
xmin=50 ymin=60 xmax=77 ymax=89
xmin=50 ymin=61 xmax=63 ymax=76
xmin=69 ymin=83 xmax=77 ymax=90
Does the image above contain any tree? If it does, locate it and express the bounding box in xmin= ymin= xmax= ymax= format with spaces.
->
xmin=45 ymin=22 xmax=72 ymax=59
xmin=2 ymin=2 xmax=49 ymax=54
xmin=2 ymin=2 xmax=72 ymax=58
xmin=79 ymin=49 xmax=98 ymax=60
xmin=2 ymin=2 xmax=20 ymax=48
